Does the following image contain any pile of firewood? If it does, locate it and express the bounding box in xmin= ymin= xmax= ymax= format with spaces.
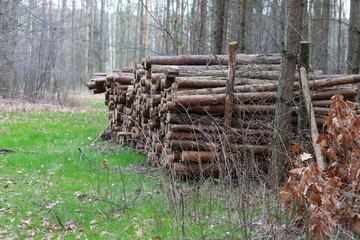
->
xmin=87 ymin=53 xmax=360 ymax=176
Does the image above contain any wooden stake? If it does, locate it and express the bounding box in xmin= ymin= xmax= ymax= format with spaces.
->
xmin=300 ymin=67 xmax=325 ymax=168
xmin=298 ymin=41 xmax=311 ymax=144
xmin=225 ymin=41 xmax=238 ymax=130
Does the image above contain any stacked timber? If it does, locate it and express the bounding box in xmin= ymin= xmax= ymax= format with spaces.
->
xmin=87 ymin=65 xmax=140 ymax=146
xmin=87 ymin=53 xmax=360 ymax=177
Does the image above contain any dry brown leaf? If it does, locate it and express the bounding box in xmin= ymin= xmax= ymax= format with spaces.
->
xmin=281 ymin=95 xmax=360 ymax=238
xmin=292 ymin=143 xmax=304 ymax=153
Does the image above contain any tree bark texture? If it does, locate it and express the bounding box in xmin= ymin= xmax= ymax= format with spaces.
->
xmin=271 ymin=0 xmax=305 ymax=184
xmin=213 ymin=0 xmax=225 ymax=55
xmin=348 ymin=0 xmax=360 ymax=105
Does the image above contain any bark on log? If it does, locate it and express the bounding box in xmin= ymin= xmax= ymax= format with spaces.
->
xmin=169 ymin=139 xmax=271 ymax=154
xmin=142 ymin=53 xmax=281 ymax=69
xmin=172 ymin=162 xmax=220 ymax=175
xmin=170 ymin=75 xmax=360 ymax=96
xmin=171 ymin=92 xmax=277 ymax=106
xmin=181 ymin=151 xmax=219 ymax=163
xmin=151 ymin=64 xmax=281 ymax=73
xmin=106 ymin=73 xmax=134 ymax=83
xmin=167 ymin=69 xmax=281 ymax=80
xmin=168 ymin=124 xmax=271 ymax=136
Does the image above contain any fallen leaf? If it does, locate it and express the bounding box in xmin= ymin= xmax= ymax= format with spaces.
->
xmin=299 ymin=152 xmax=313 ymax=162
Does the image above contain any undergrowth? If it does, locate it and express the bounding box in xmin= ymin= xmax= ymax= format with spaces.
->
xmin=0 ymin=98 xmax=307 ymax=239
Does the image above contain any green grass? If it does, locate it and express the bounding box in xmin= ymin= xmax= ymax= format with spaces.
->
xmin=0 ymin=101 xmax=282 ymax=239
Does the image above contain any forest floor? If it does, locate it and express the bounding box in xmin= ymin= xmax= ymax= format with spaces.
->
xmin=0 ymin=94 xmax=299 ymax=239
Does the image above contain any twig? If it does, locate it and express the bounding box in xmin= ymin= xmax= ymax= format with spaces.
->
xmin=0 ymin=148 xmax=69 ymax=154
xmin=77 ymin=147 xmax=84 ymax=165
xmin=0 ymin=148 xmax=15 ymax=154
xmin=91 ymin=125 xmax=110 ymax=145
xmin=97 ymin=209 xmax=108 ymax=221
xmin=52 ymin=210 xmax=64 ymax=230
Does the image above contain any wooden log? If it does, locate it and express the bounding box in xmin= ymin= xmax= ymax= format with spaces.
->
xmin=170 ymin=140 xmax=218 ymax=151
xmin=166 ymin=131 xmax=211 ymax=141
xmin=308 ymin=88 xmax=356 ymax=100
xmin=94 ymin=88 xmax=106 ymax=94
xmin=116 ymin=85 xmax=131 ymax=90
xmin=169 ymin=139 xmax=270 ymax=154
xmin=172 ymin=162 xmax=220 ymax=175
xmin=142 ymin=53 xmax=281 ymax=69
xmin=171 ymin=83 xmax=278 ymax=96
xmin=307 ymin=75 xmax=360 ymax=88
xmin=311 ymin=100 xmax=357 ymax=107
xmin=94 ymin=76 xmax=107 ymax=84
xmin=87 ymin=81 xmax=97 ymax=90
xmin=165 ymin=102 xmax=276 ymax=114
xmin=172 ymin=77 xmax=277 ymax=89
xmin=168 ymin=124 xmax=272 ymax=136
xmin=171 ymin=92 xmax=277 ymax=106
xmin=117 ymin=132 xmax=132 ymax=137
xmin=106 ymin=73 xmax=134 ymax=84
xmin=166 ymin=112 xmax=223 ymax=124
xmin=151 ymin=64 xmax=281 ymax=73
xmin=170 ymin=75 xmax=360 ymax=97
xmin=93 ymin=73 xmax=108 ymax=76
xmin=166 ymin=69 xmax=281 ymax=80
xmin=181 ymin=151 xmax=219 ymax=163
xmin=169 ymin=89 xmax=356 ymax=108
xmin=165 ymin=102 xmax=334 ymax=116
xmin=225 ymin=41 xmax=237 ymax=135
xmin=166 ymin=130 xmax=270 ymax=145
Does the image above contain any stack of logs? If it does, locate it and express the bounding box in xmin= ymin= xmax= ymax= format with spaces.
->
xmin=87 ymin=53 xmax=360 ymax=176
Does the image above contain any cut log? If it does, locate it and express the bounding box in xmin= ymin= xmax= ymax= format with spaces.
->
xmin=151 ymin=64 xmax=281 ymax=73
xmin=170 ymin=75 xmax=360 ymax=97
xmin=106 ymin=73 xmax=134 ymax=84
xmin=181 ymin=151 xmax=219 ymax=163
xmin=142 ymin=53 xmax=281 ymax=69
xmin=171 ymin=92 xmax=277 ymax=106
xmin=172 ymin=162 xmax=220 ymax=175
xmin=167 ymin=69 xmax=281 ymax=80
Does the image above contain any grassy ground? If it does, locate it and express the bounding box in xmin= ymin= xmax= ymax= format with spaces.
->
xmin=0 ymin=98 xmax=294 ymax=239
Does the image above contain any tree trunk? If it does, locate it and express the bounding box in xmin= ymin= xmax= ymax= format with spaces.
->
xmin=99 ymin=0 xmax=106 ymax=72
xmin=213 ymin=0 xmax=225 ymax=55
xmin=337 ymin=0 xmax=343 ymax=73
xmin=271 ymin=0 xmax=304 ymax=185
xmin=239 ymin=0 xmax=247 ymax=53
xmin=139 ymin=0 xmax=145 ymax=58
xmin=144 ymin=0 xmax=150 ymax=55
xmin=348 ymin=0 xmax=360 ymax=105
xmin=228 ymin=0 xmax=238 ymax=42
xmin=198 ymin=0 xmax=207 ymax=54
xmin=321 ymin=0 xmax=330 ymax=73
xmin=348 ymin=0 xmax=360 ymax=74
xmin=165 ymin=0 xmax=171 ymax=54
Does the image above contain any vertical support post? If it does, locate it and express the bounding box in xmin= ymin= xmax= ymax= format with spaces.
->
xmin=224 ymin=41 xmax=238 ymax=131
xmin=298 ymin=41 xmax=310 ymax=145
xmin=300 ymin=41 xmax=310 ymax=68
xmin=299 ymin=41 xmax=325 ymax=168
xmin=223 ymin=41 xmax=237 ymax=174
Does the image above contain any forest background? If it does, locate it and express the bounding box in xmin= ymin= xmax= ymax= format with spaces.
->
xmin=0 ymin=0 xmax=357 ymax=100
